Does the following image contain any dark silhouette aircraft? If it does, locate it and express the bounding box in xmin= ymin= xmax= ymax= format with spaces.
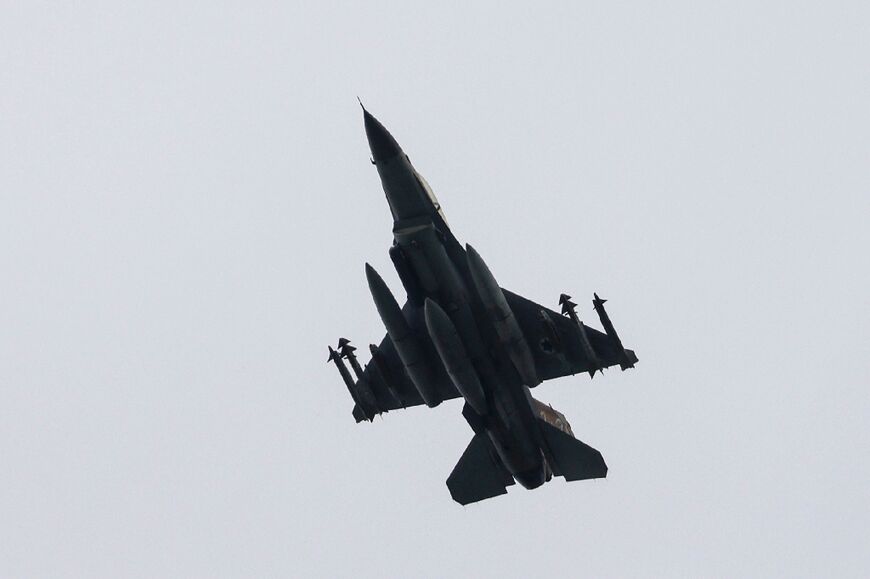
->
xmin=329 ymin=107 xmax=638 ymax=505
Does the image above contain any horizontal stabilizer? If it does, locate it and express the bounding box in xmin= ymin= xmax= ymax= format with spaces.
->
xmin=446 ymin=433 xmax=515 ymax=505
xmin=538 ymin=420 xmax=608 ymax=481
xmin=621 ymin=349 xmax=639 ymax=370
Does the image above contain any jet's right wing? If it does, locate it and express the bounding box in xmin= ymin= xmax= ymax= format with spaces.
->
xmin=349 ymin=302 xmax=462 ymax=422
xmin=503 ymin=290 xmax=637 ymax=382
xmin=350 ymin=333 xmax=421 ymax=421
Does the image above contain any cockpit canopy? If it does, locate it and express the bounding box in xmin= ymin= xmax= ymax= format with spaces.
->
xmin=414 ymin=169 xmax=449 ymax=227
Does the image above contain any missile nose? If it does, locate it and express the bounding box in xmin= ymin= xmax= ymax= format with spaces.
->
xmin=363 ymin=109 xmax=402 ymax=162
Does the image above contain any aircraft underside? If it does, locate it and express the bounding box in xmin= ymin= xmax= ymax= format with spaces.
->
xmin=328 ymin=107 xmax=638 ymax=505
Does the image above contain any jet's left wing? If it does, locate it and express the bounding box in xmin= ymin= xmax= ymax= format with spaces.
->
xmin=503 ymin=290 xmax=637 ymax=382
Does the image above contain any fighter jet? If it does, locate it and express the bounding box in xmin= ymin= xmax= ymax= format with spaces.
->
xmin=329 ymin=107 xmax=638 ymax=505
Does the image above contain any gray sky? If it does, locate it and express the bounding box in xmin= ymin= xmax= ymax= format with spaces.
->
xmin=2 ymin=1 xmax=869 ymax=577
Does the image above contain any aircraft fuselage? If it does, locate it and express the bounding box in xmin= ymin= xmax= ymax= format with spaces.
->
xmin=364 ymin=109 xmax=549 ymax=489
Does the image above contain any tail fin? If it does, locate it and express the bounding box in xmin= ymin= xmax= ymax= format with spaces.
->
xmin=446 ymin=433 xmax=515 ymax=505
xmin=538 ymin=419 xmax=608 ymax=481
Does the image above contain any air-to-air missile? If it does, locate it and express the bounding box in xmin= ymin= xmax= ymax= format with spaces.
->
xmin=328 ymin=345 xmax=373 ymax=421
xmin=465 ymin=244 xmax=540 ymax=387
xmin=337 ymin=338 xmax=381 ymax=415
xmin=592 ymin=292 xmax=636 ymax=370
xmin=337 ymin=338 xmax=362 ymax=378
xmin=423 ymin=298 xmax=488 ymax=415
xmin=364 ymin=263 xmax=442 ymax=407
xmin=559 ymin=293 xmax=602 ymax=378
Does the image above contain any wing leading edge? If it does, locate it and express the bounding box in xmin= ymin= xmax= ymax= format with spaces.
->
xmin=503 ymin=289 xmax=637 ymax=381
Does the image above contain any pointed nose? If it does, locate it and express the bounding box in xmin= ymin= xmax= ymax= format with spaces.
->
xmin=363 ymin=109 xmax=402 ymax=162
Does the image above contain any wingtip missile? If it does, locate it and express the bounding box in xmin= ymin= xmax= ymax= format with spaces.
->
xmin=338 ymin=339 xmax=362 ymax=378
xmin=591 ymin=293 xmax=636 ymax=370
xmin=339 ymin=341 xmax=358 ymax=357
xmin=593 ymin=293 xmax=607 ymax=309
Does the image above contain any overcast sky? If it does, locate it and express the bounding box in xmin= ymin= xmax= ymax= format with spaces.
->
xmin=2 ymin=1 xmax=869 ymax=577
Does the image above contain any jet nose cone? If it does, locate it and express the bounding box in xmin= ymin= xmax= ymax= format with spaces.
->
xmin=363 ymin=109 xmax=402 ymax=162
